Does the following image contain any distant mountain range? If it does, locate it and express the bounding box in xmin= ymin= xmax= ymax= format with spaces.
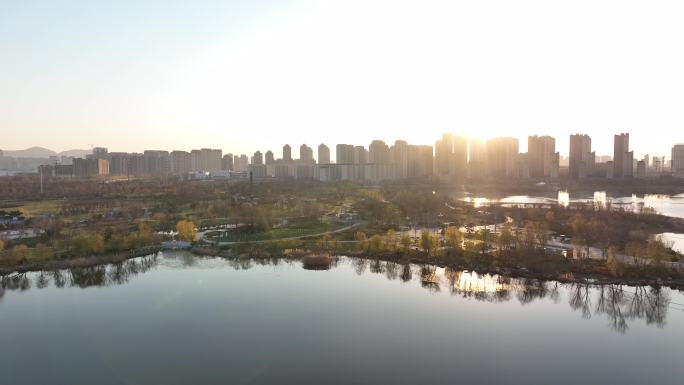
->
xmin=56 ymin=149 xmax=92 ymax=158
xmin=1 ymin=146 xmax=90 ymax=159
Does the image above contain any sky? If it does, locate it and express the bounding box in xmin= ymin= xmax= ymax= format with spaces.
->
xmin=1 ymin=0 xmax=683 ymax=159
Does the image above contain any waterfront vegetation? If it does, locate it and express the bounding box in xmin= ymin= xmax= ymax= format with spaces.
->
xmin=1 ymin=177 xmax=683 ymax=284
xmin=0 ymin=253 xmax=673 ymax=335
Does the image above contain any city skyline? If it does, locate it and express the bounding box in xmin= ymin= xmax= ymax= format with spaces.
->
xmin=0 ymin=129 xmax=679 ymax=160
xmin=2 ymin=1 xmax=684 ymax=156
xmin=3 ymin=2 xmax=684 ymax=383
xmin=16 ymin=131 xmax=684 ymax=180
xmin=2 ymin=131 xmax=678 ymax=162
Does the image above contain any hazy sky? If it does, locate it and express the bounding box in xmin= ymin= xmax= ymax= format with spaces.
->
xmin=2 ymin=0 xmax=683 ymax=158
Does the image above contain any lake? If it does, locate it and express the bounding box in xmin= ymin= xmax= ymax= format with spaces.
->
xmin=1 ymin=252 xmax=683 ymax=385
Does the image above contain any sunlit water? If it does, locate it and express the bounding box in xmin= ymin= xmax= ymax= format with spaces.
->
xmin=1 ymin=252 xmax=683 ymax=385
xmin=660 ymin=232 xmax=684 ymax=253
xmin=465 ymin=192 xmax=684 ymax=219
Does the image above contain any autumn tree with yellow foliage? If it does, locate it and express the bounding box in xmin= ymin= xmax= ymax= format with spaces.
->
xmin=176 ymin=220 xmax=197 ymax=242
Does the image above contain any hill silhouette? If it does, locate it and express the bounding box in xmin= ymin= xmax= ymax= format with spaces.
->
xmin=1 ymin=147 xmax=90 ymax=158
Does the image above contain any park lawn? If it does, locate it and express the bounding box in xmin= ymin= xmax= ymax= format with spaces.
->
xmin=207 ymin=221 xmax=344 ymax=242
xmin=2 ymin=199 xmax=63 ymax=215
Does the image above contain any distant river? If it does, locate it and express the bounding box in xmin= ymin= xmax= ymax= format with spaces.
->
xmin=464 ymin=192 xmax=684 ymax=219
xmin=1 ymin=253 xmax=683 ymax=385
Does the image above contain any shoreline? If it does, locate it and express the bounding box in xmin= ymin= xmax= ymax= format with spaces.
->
xmin=0 ymin=246 xmax=161 ymax=275
xmin=2 ymin=245 xmax=683 ymax=290
xmin=191 ymin=246 xmax=684 ymax=290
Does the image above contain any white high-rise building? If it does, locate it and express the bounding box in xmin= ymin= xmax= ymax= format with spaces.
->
xmin=318 ymin=144 xmax=330 ymax=164
xmin=369 ymin=140 xmax=390 ymax=164
xmin=672 ymin=144 xmax=684 ymax=173
xmin=336 ymin=144 xmax=355 ymax=164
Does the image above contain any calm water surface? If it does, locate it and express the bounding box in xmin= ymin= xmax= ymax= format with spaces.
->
xmin=660 ymin=232 xmax=684 ymax=253
xmin=466 ymin=192 xmax=684 ymax=219
xmin=1 ymin=252 xmax=683 ymax=385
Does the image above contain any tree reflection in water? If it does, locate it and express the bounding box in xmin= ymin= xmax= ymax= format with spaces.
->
xmin=569 ymin=283 xmax=592 ymax=319
xmin=0 ymin=273 xmax=31 ymax=291
xmin=420 ymin=266 xmax=440 ymax=292
xmin=52 ymin=270 xmax=67 ymax=288
xmin=70 ymin=266 xmax=107 ymax=288
xmin=0 ymin=254 xmax=677 ymax=333
xmin=591 ymin=284 xmax=670 ymax=333
xmin=384 ymin=262 xmax=399 ymax=281
xmin=516 ymin=279 xmax=551 ymax=305
xmin=352 ymin=258 xmax=368 ymax=275
xmin=229 ymin=258 xmax=253 ymax=271
xmin=441 ymin=266 xmax=673 ymax=333
xmin=400 ymin=264 xmax=412 ymax=283
xmin=0 ymin=254 xmax=159 ymax=292
xmin=35 ymin=272 xmax=50 ymax=289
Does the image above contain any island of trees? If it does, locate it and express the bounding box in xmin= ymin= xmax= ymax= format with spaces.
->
xmin=1 ymin=176 xmax=683 ymax=286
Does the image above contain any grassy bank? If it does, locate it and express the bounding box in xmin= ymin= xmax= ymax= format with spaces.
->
xmin=0 ymin=246 xmax=161 ymax=275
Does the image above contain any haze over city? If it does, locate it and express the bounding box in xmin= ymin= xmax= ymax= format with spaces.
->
xmin=2 ymin=0 xmax=684 ymax=156
xmin=3 ymin=2 xmax=684 ymax=385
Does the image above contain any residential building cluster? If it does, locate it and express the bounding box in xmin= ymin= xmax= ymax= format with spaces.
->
xmin=9 ymin=134 xmax=684 ymax=180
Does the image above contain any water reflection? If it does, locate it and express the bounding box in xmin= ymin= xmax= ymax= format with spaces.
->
xmin=659 ymin=232 xmax=684 ymax=253
xmin=1 ymin=254 xmax=681 ymax=334
xmin=0 ymin=254 xmax=159 ymax=292
xmin=465 ymin=191 xmax=684 ymax=219
xmin=462 ymin=196 xmax=490 ymax=208
xmin=420 ymin=266 xmax=440 ymax=292
xmin=590 ymin=285 xmax=670 ymax=333
xmin=384 ymin=261 xmax=399 ymax=280
xmin=558 ymin=190 xmax=570 ymax=207
xmin=593 ymin=191 xmax=607 ymax=210
xmin=365 ymin=260 xmax=678 ymax=334
xmin=449 ymin=270 xmax=507 ymax=293
xmin=352 ymin=258 xmax=368 ymax=275
xmin=400 ymin=263 xmax=412 ymax=282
